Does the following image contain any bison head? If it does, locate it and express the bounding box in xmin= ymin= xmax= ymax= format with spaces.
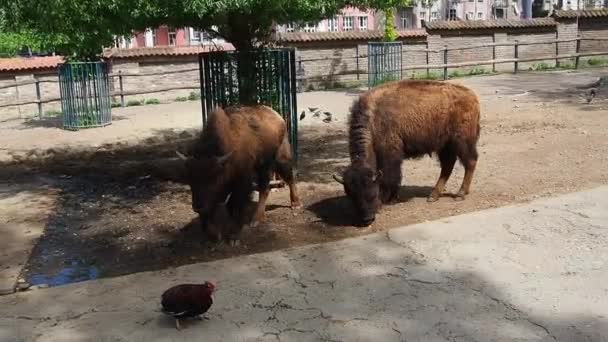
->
xmin=177 ymin=150 xmax=233 ymax=226
xmin=333 ymin=165 xmax=382 ymax=226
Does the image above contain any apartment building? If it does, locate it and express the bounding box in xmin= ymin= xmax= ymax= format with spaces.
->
xmin=113 ymin=26 xmax=225 ymax=49
xmin=275 ymin=6 xmax=379 ymax=33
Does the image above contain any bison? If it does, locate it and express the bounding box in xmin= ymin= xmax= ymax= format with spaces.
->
xmin=177 ymin=104 xmax=302 ymax=245
xmin=333 ymin=79 xmax=481 ymax=226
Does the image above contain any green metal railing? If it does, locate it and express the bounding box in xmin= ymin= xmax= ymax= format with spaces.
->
xmin=58 ymin=62 xmax=112 ymax=130
xmin=368 ymin=42 xmax=403 ymax=88
xmin=198 ymin=48 xmax=299 ymax=161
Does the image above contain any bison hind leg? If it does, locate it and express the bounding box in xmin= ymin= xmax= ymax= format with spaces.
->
xmin=275 ymin=142 xmax=303 ymax=210
xmin=454 ymin=141 xmax=479 ymax=201
xmin=428 ymin=143 xmax=457 ymax=203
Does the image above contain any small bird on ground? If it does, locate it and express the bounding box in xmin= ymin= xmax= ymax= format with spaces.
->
xmin=300 ymin=110 xmax=306 ymax=121
xmin=161 ymin=281 xmax=215 ymax=330
xmin=586 ymin=88 xmax=596 ymax=104
xmin=322 ymin=111 xmax=332 ymax=123
xmin=308 ymin=107 xmax=318 ymax=113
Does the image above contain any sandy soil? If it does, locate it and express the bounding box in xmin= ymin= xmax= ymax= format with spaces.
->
xmin=0 ymin=69 xmax=606 ymax=288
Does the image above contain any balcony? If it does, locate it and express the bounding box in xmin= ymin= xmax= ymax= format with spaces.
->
xmin=493 ymin=0 xmax=510 ymax=8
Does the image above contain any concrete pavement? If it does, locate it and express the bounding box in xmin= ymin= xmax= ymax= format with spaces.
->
xmin=1 ymin=186 xmax=607 ymax=342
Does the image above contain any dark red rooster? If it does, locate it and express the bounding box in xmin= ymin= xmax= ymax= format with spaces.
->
xmin=160 ymin=281 xmax=215 ymax=330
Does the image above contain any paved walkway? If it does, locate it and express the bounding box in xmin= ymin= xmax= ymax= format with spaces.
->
xmin=1 ymin=186 xmax=607 ymax=342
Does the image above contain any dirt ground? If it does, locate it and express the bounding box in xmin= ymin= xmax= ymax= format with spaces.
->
xmin=1 ymin=69 xmax=607 ymax=288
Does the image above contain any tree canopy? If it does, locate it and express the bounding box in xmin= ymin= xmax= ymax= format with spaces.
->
xmin=2 ymin=0 xmax=412 ymax=58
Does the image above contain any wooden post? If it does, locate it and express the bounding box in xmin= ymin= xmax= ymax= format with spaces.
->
xmin=443 ymin=45 xmax=448 ymax=80
xmin=425 ymin=41 xmax=430 ymax=78
xmin=575 ymin=36 xmax=581 ymax=69
xmin=492 ymin=36 xmax=496 ymax=73
xmin=119 ymin=70 xmax=125 ymax=107
xmin=514 ymin=40 xmax=519 ymax=74
xmin=555 ymin=32 xmax=560 ymax=68
xmin=35 ymin=79 xmax=42 ymax=118
xmin=356 ymin=45 xmax=360 ymax=80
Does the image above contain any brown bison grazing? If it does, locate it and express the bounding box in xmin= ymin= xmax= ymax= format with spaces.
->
xmin=177 ymin=104 xmax=302 ymax=244
xmin=333 ymin=79 xmax=481 ymax=226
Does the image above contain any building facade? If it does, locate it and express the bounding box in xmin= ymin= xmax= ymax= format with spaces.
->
xmin=114 ymin=26 xmax=225 ymax=49
xmin=274 ymin=6 xmax=380 ymax=33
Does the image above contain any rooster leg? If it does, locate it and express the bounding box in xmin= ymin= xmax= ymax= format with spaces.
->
xmin=175 ymin=318 xmax=181 ymax=330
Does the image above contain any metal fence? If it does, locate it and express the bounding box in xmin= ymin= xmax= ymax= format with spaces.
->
xmin=368 ymin=42 xmax=403 ymax=88
xmin=58 ymin=62 xmax=112 ymax=130
xmin=198 ymin=48 xmax=299 ymax=160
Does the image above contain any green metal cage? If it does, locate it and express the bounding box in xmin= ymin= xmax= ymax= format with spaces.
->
xmin=58 ymin=62 xmax=112 ymax=130
xmin=198 ymin=48 xmax=299 ymax=161
xmin=368 ymin=42 xmax=403 ymax=88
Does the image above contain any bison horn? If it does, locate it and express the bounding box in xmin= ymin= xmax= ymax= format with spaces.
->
xmin=372 ymin=170 xmax=383 ymax=182
xmin=216 ymin=151 xmax=233 ymax=165
xmin=332 ymin=174 xmax=345 ymax=184
xmin=175 ymin=151 xmax=188 ymax=161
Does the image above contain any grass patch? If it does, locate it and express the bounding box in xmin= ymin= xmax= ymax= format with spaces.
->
xmin=144 ymin=98 xmax=161 ymax=105
xmin=410 ymin=71 xmax=442 ymax=80
xmin=44 ymin=110 xmax=62 ymax=117
xmin=175 ymin=96 xmax=188 ymax=102
xmin=126 ymin=99 xmax=143 ymax=107
xmin=587 ymin=57 xmax=608 ymax=67
xmin=187 ymin=91 xmax=201 ymax=101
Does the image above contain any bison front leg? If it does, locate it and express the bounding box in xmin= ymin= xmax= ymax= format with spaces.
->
xmin=379 ymin=158 xmax=401 ymax=204
xmin=225 ymin=184 xmax=254 ymax=247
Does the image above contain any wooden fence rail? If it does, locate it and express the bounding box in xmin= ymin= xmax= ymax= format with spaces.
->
xmin=1 ymin=36 xmax=608 ymax=115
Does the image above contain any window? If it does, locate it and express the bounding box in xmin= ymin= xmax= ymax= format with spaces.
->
xmin=467 ymin=11 xmax=474 ymax=19
xmin=419 ymin=11 xmax=426 ymax=20
xmin=285 ymin=23 xmax=295 ymax=32
xmin=152 ymin=30 xmax=157 ymax=46
xmin=449 ymin=9 xmax=457 ymax=20
xmin=358 ymin=16 xmax=368 ymax=31
xmin=343 ymin=16 xmax=354 ymax=31
xmin=190 ymin=29 xmax=201 ymax=44
xmin=328 ymin=17 xmax=338 ymax=32
xmin=168 ymin=28 xmax=177 ymax=46
xmin=477 ymin=12 xmax=483 ymax=19
xmin=431 ymin=11 xmax=439 ymax=20
xmin=302 ymin=22 xmax=316 ymax=32
xmin=400 ymin=9 xmax=408 ymax=29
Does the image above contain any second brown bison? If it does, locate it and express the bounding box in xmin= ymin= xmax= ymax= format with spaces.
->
xmin=333 ymin=79 xmax=481 ymax=226
xmin=178 ymin=104 xmax=302 ymax=244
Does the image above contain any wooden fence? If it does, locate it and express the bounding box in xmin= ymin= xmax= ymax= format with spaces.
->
xmin=1 ymin=36 xmax=608 ymax=116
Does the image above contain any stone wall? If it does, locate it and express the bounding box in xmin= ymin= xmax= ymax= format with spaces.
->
xmin=107 ymin=56 xmax=200 ymax=104
xmin=0 ymin=71 xmax=61 ymax=122
xmin=579 ymin=18 xmax=608 ymax=64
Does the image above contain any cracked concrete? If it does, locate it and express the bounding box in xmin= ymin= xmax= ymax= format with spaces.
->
xmin=1 ymin=186 xmax=608 ymax=341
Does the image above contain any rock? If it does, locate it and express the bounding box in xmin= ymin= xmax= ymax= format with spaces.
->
xmin=0 ymin=288 xmax=15 ymax=295
xmin=17 ymin=282 xmax=30 ymax=291
xmin=29 ymin=284 xmax=49 ymax=290
xmin=17 ymin=278 xmax=26 ymax=284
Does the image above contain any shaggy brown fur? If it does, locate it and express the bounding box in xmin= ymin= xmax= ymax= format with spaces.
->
xmin=334 ymin=79 xmax=481 ymax=226
xmin=180 ymin=104 xmax=301 ymax=244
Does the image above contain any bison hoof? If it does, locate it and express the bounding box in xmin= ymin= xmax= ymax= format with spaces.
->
xmin=427 ymin=195 xmax=440 ymax=203
xmin=454 ymin=195 xmax=466 ymax=202
xmin=250 ymin=220 xmax=260 ymax=228
xmin=229 ymin=239 xmax=241 ymax=247
xmin=291 ymin=201 xmax=303 ymax=210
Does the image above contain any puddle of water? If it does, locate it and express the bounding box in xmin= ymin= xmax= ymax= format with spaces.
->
xmin=28 ymin=259 xmax=100 ymax=287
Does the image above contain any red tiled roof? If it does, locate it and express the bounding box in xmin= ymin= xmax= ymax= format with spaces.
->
xmin=276 ymin=30 xmax=427 ymax=43
xmin=425 ymin=18 xmax=556 ymax=30
xmin=102 ymin=44 xmax=236 ymax=59
xmin=0 ymin=56 xmax=64 ymax=72
xmin=553 ymin=9 xmax=608 ymax=18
